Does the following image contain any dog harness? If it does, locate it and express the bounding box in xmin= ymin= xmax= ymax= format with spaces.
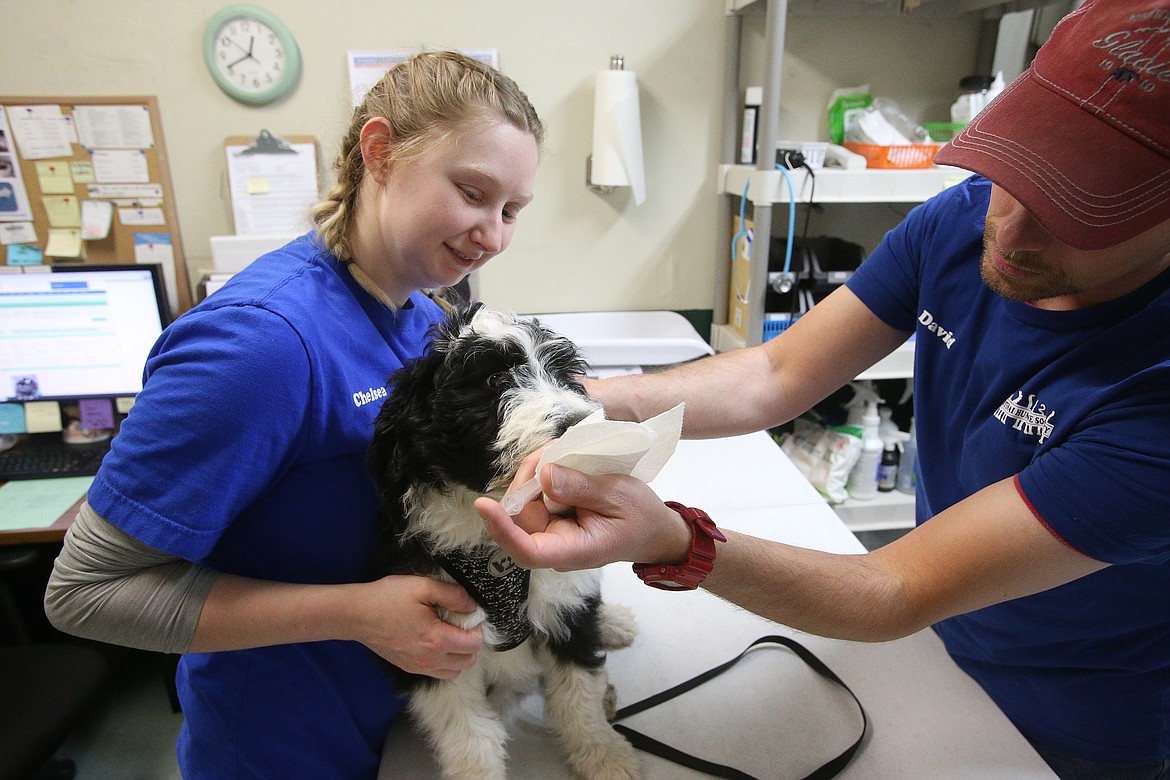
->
xmin=437 ymin=547 xmax=533 ymax=651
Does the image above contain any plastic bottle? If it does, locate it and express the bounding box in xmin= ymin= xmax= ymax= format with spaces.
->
xmin=895 ymin=418 xmax=918 ymax=494
xmin=877 ymin=432 xmax=909 ymax=492
xmin=846 ymin=397 xmax=883 ymax=500
xmin=950 ymin=72 xmax=1003 ymax=125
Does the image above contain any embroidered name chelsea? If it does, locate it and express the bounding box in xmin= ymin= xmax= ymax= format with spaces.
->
xmin=918 ymin=309 xmax=957 ymax=349
xmin=352 ymin=386 xmax=387 ymax=407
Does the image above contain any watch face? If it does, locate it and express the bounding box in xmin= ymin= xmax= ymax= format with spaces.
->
xmin=204 ymin=7 xmax=300 ymax=105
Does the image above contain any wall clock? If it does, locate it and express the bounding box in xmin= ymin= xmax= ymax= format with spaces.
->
xmin=203 ymin=5 xmax=301 ymax=106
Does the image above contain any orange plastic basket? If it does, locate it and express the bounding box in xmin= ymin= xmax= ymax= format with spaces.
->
xmin=842 ymin=142 xmax=940 ymax=169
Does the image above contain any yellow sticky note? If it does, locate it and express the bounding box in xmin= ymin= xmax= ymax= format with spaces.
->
xmin=42 ymin=194 xmax=82 ymax=228
xmin=246 ymin=177 xmax=270 ymax=194
xmin=36 ymin=160 xmax=75 ymax=195
xmin=44 ymin=228 xmax=83 ymax=258
xmin=70 ymin=161 xmax=96 ymax=183
xmin=24 ymin=400 xmax=63 ymax=433
xmin=114 ymin=396 xmax=135 ymax=414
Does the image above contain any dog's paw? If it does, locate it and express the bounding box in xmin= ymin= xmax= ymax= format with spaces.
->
xmin=603 ymin=682 xmax=618 ymax=721
xmin=567 ymin=732 xmax=643 ymax=780
xmin=598 ymin=602 xmax=637 ymax=650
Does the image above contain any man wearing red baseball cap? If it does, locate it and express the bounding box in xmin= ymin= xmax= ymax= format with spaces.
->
xmin=479 ymin=0 xmax=1170 ymax=776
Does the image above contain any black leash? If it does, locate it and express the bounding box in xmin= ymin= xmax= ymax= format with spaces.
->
xmin=610 ymin=635 xmax=868 ymax=780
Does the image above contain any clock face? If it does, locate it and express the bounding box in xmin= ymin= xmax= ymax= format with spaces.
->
xmin=203 ymin=6 xmax=301 ymax=105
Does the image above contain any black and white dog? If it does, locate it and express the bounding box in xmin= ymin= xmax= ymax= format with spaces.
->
xmin=369 ymin=303 xmax=641 ymax=780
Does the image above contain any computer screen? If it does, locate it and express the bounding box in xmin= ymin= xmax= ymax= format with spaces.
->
xmin=0 ymin=264 xmax=172 ymax=402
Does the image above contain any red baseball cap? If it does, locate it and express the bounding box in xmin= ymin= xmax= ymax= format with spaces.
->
xmin=934 ymin=0 xmax=1170 ymax=250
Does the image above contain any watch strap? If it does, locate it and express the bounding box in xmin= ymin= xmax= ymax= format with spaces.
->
xmin=633 ymin=502 xmax=726 ymax=591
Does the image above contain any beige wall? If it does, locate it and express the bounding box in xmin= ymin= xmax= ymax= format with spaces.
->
xmin=1 ymin=1 xmax=980 ymax=316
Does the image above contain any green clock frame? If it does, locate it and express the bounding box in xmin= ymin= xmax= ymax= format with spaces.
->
xmin=202 ymin=5 xmax=302 ymax=106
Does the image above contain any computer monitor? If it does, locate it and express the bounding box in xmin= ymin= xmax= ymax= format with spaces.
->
xmin=0 ymin=264 xmax=172 ymax=402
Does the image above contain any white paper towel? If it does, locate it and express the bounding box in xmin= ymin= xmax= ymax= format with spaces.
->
xmin=591 ymin=68 xmax=646 ymax=205
xmin=500 ymin=404 xmax=684 ymax=515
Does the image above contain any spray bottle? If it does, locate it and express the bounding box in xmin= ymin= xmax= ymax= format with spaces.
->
xmin=895 ymin=417 xmax=918 ymax=494
xmin=846 ymin=390 xmax=883 ymax=500
xmin=844 ymin=381 xmax=880 ymax=428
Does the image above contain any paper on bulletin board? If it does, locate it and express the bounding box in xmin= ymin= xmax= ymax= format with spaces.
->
xmin=0 ymin=106 xmax=35 ymax=222
xmin=133 ymin=231 xmax=179 ymax=314
xmin=72 ymin=104 xmax=154 ymax=149
xmin=0 ymin=221 xmax=36 ymax=245
xmin=7 ymin=104 xmax=73 ymax=160
xmin=80 ymin=199 xmax=113 ymax=240
xmin=225 ymin=140 xmax=319 ymax=235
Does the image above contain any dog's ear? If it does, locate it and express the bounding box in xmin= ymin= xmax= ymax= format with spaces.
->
xmin=368 ymin=354 xmax=437 ymax=511
xmin=433 ymin=302 xmax=481 ymax=350
xmin=368 ymin=306 xmax=474 ymax=503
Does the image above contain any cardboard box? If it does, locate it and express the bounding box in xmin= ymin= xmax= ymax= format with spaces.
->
xmin=727 ymin=214 xmax=753 ymax=343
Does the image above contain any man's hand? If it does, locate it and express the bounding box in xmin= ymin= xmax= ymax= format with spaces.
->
xmin=476 ymin=452 xmax=691 ymax=572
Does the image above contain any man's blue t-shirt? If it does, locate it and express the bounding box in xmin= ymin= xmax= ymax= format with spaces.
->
xmin=87 ymin=234 xmax=445 ymax=779
xmin=847 ymin=176 xmax=1170 ymax=763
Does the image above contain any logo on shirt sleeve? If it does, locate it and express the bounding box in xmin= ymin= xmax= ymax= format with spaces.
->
xmin=994 ymin=390 xmax=1055 ymax=444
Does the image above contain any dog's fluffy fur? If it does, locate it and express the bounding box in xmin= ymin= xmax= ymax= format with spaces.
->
xmin=369 ymin=303 xmax=641 ymax=780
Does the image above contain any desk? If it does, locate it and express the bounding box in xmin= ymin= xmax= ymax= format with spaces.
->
xmin=380 ymin=432 xmax=1055 ymax=779
xmin=0 ymin=486 xmax=83 ymax=546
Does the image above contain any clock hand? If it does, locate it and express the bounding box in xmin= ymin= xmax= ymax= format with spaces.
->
xmin=225 ymin=53 xmax=251 ymax=70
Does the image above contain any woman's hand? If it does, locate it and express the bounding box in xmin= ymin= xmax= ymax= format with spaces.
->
xmin=355 ymin=575 xmax=483 ymax=679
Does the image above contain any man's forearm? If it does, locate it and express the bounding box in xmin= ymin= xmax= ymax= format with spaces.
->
xmin=589 ymin=346 xmax=790 ymax=438
xmin=589 ymin=288 xmax=913 ymax=440
xmin=702 ymin=530 xmax=916 ymax=642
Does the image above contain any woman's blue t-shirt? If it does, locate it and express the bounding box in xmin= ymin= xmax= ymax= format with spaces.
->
xmin=87 ymin=233 xmax=445 ymax=779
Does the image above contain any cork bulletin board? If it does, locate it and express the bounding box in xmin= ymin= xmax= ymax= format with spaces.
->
xmin=0 ymin=95 xmax=192 ymax=313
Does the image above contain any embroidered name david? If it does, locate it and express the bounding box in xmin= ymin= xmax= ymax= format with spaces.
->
xmin=917 ymin=309 xmax=957 ymax=349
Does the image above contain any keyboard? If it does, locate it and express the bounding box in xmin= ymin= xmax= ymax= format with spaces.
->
xmin=0 ymin=438 xmax=111 ymax=481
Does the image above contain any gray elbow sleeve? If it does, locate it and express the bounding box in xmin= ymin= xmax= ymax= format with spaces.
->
xmin=45 ymin=502 xmax=218 ymax=654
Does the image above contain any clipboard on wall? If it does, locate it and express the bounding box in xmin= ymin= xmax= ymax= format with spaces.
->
xmin=224 ymin=130 xmax=320 ymax=236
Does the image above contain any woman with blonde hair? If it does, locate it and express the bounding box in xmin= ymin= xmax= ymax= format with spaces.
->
xmin=45 ymin=51 xmax=543 ymax=779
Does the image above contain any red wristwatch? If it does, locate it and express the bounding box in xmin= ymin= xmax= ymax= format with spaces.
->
xmin=633 ymin=502 xmax=726 ymax=591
